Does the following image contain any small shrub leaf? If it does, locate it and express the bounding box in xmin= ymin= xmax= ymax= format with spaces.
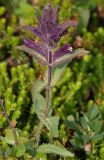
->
xmin=80 ymin=117 xmax=88 ymax=130
xmin=88 ymin=105 xmax=99 ymax=120
xmin=0 ymin=136 xmax=15 ymax=145
xmin=45 ymin=116 xmax=59 ymax=138
xmin=91 ymin=133 xmax=103 ymax=142
xmin=12 ymin=144 xmax=26 ymax=157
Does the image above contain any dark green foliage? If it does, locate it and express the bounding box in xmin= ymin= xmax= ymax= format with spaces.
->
xmin=66 ymin=105 xmax=104 ymax=159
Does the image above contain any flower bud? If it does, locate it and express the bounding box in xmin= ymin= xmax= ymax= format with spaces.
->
xmin=84 ymin=143 xmax=92 ymax=152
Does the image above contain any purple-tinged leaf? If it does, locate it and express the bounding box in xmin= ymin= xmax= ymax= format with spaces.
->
xmin=57 ymin=20 xmax=78 ymax=37
xmin=54 ymin=44 xmax=73 ymax=60
xmin=59 ymin=20 xmax=77 ymax=30
xmin=53 ymin=48 xmax=89 ymax=67
xmin=24 ymin=25 xmax=43 ymax=38
xmin=23 ymin=39 xmax=47 ymax=59
xmin=52 ymin=7 xmax=58 ymax=25
xmin=16 ymin=45 xmax=47 ymax=65
xmin=50 ymin=20 xmax=77 ymax=43
xmin=42 ymin=4 xmax=58 ymax=25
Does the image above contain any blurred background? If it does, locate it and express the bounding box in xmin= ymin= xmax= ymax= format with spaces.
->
xmin=0 ymin=0 xmax=104 ymax=153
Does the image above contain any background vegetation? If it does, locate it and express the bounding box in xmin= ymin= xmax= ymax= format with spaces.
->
xmin=0 ymin=0 xmax=104 ymax=159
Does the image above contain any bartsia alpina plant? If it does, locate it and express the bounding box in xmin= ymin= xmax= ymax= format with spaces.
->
xmin=17 ymin=3 xmax=89 ymax=158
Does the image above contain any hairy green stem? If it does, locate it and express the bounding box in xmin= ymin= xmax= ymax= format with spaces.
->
xmin=35 ymin=49 xmax=53 ymax=148
xmin=35 ymin=121 xmax=44 ymax=148
xmin=45 ymin=65 xmax=52 ymax=117
xmin=45 ymin=49 xmax=52 ymax=117
xmin=35 ymin=65 xmax=52 ymax=148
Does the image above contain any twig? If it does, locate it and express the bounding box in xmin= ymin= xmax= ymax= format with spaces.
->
xmin=0 ymin=99 xmax=19 ymax=146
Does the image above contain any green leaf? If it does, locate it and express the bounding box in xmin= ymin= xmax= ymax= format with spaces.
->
xmin=12 ymin=144 xmax=26 ymax=157
xmin=35 ymin=152 xmax=47 ymax=160
xmin=0 ymin=129 xmax=18 ymax=145
xmin=31 ymin=80 xmax=48 ymax=119
xmin=44 ymin=64 xmax=67 ymax=86
xmin=25 ymin=140 xmax=36 ymax=157
xmin=38 ymin=144 xmax=74 ymax=157
xmin=32 ymin=80 xmax=52 ymax=119
xmin=70 ymin=134 xmax=83 ymax=148
xmin=32 ymin=80 xmax=46 ymax=95
xmin=5 ymin=129 xmax=15 ymax=141
xmin=82 ymin=135 xmax=90 ymax=144
xmin=88 ymin=120 xmax=103 ymax=132
xmin=80 ymin=117 xmax=88 ymax=130
xmin=77 ymin=8 xmax=90 ymax=33
xmin=16 ymin=45 xmax=47 ymax=65
xmin=66 ymin=115 xmax=81 ymax=133
xmin=45 ymin=116 xmax=59 ymax=138
xmin=33 ymin=93 xmax=46 ymax=119
xmin=77 ymin=0 xmax=97 ymax=10
xmin=18 ymin=137 xmax=28 ymax=144
xmin=88 ymin=105 xmax=100 ymax=120
xmin=91 ymin=133 xmax=103 ymax=142
xmin=51 ymin=64 xmax=67 ymax=86
xmin=0 ymin=136 xmax=15 ymax=145
xmin=66 ymin=121 xmax=77 ymax=130
xmin=53 ymin=48 xmax=89 ymax=66
xmin=67 ymin=115 xmax=75 ymax=121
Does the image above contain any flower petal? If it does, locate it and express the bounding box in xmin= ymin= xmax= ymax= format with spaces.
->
xmin=54 ymin=44 xmax=73 ymax=60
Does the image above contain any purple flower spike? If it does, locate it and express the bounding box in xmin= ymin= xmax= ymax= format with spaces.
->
xmin=24 ymin=4 xmax=77 ymax=47
xmin=54 ymin=44 xmax=73 ymax=60
xmin=17 ymin=4 xmax=88 ymax=67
